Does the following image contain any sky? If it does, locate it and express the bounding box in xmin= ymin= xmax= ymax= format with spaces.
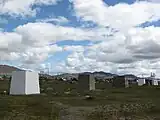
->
xmin=0 ymin=0 xmax=160 ymax=77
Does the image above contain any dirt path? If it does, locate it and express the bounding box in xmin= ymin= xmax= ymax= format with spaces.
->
xmin=59 ymin=106 xmax=94 ymax=120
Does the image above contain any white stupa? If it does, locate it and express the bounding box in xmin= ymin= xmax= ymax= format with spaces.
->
xmin=10 ymin=70 xmax=40 ymax=95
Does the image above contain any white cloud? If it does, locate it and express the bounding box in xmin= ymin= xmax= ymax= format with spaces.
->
xmin=149 ymin=0 xmax=160 ymax=2
xmin=0 ymin=22 xmax=113 ymax=67
xmin=57 ymin=25 xmax=160 ymax=76
xmin=0 ymin=0 xmax=160 ymax=76
xmin=1 ymin=21 xmax=159 ymax=76
xmin=0 ymin=0 xmax=61 ymax=17
xmin=0 ymin=28 xmax=3 ymax=31
xmin=0 ymin=32 xmax=22 ymax=53
xmin=15 ymin=22 xmax=112 ymax=46
xmin=71 ymin=0 xmax=160 ymax=30
xmin=20 ymin=45 xmax=62 ymax=64
xmin=138 ymin=0 xmax=160 ymax=3
xmin=36 ymin=16 xmax=69 ymax=24
xmin=0 ymin=30 xmax=63 ymax=63
xmin=63 ymin=45 xmax=85 ymax=52
xmin=0 ymin=17 xmax=8 ymax=24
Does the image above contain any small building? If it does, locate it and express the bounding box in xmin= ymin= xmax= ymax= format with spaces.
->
xmin=145 ymin=78 xmax=159 ymax=86
xmin=10 ymin=71 xmax=40 ymax=95
xmin=78 ymin=73 xmax=95 ymax=90
xmin=138 ymin=77 xmax=159 ymax=86
xmin=138 ymin=78 xmax=146 ymax=86
xmin=145 ymin=72 xmax=158 ymax=86
xmin=112 ymin=76 xmax=129 ymax=88
xmin=152 ymin=79 xmax=158 ymax=86
xmin=125 ymin=76 xmax=137 ymax=86
xmin=0 ymin=76 xmax=3 ymax=80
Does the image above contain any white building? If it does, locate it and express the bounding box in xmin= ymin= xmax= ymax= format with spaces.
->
xmin=138 ymin=78 xmax=146 ymax=86
xmin=152 ymin=79 xmax=158 ymax=86
xmin=149 ymin=72 xmax=158 ymax=85
xmin=138 ymin=78 xmax=159 ymax=86
xmin=10 ymin=71 xmax=40 ymax=95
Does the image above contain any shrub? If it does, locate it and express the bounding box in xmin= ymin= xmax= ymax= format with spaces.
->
xmin=86 ymin=102 xmax=155 ymax=120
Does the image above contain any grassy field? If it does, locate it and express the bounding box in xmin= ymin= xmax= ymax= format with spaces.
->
xmin=0 ymin=79 xmax=160 ymax=120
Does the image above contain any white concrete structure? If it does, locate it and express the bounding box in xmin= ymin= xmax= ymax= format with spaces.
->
xmin=78 ymin=74 xmax=95 ymax=91
xmin=138 ymin=78 xmax=146 ymax=86
xmin=10 ymin=71 xmax=40 ymax=95
xmin=152 ymin=79 xmax=158 ymax=86
xmin=150 ymin=72 xmax=158 ymax=85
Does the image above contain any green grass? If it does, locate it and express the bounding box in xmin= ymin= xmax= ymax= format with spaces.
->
xmin=0 ymin=79 xmax=160 ymax=119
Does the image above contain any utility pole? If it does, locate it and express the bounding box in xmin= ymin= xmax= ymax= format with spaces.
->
xmin=47 ymin=63 xmax=50 ymax=75
xmin=48 ymin=67 xmax=49 ymax=75
xmin=0 ymin=56 xmax=1 ymax=75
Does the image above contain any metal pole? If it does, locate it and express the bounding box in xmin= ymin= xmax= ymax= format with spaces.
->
xmin=0 ymin=56 xmax=1 ymax=76
xmin=48 ymin=66 xmax=49 ymax=75
xmin=48 ymin=63 xmax=50 ymax=75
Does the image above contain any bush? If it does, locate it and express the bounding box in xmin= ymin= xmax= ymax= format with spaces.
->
xmin=87 ymin=102 xmax=155 ymax=120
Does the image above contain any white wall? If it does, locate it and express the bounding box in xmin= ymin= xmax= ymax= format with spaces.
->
xmin=138 ymin=78 xmax=146 ymax=86
xmin=89 ymin=74 xmax=95 ymax=90
xmin=152 ymin=80 xmax=158 ymax=86
xmin=10 ymin=71 xmax=26 ymax=95
xmin=25 ymin=71 xmax=40 ymax=94
xmin=10 ymin=71 xmax=40 ymax=95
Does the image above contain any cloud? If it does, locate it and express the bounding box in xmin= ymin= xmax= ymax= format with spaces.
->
xmin=0 ymin=17 xmax=8 ymax=24
xmin=36 ymin=16 xmax=69 ymax=24
xmin=0 ymin=22 xmax=113 ymax=66
xmin=138 ymin=0 xmax=160 ymax=3
xmin=15 ymin=22 xmax=113 ymax=46
xmin=126 ymin=26 xmax=160 ymax=60
xmin=0 ymin=0 xmax=61 ymax=17
xmin=1 ymin=22 xmax=158 ymax=75
xmin=20 ymin=45 xmax=62 ymax=64
xmin=0 ymin=28 xmax=3 ymax=31
xmin=0 ymin=0 xmax=160 ymax=76
xmin=63 ymin=45 xmax=85 ymax=52
xmin=56 ymin=25 xmax=160 ymax=76
xmin=149 ymin=0 xmax=160 ymax=2
xmin=0 ymin=32 xmax=22 ymax=53
xmin=71 ymin=0 xmax=160 ymax=30
xmin=0 ymin=30 xmax=62 ymax=63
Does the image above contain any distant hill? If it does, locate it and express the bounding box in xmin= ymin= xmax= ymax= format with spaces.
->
xmin=93 ymin=71 xmax=117 ymax=80
xmin=0 ymin=64 xmax=138 ymax=80
xmin=54 ymin=71 xmax=117 ymax=80
xmin=0 ymin=65 xmax=22 ymax=74
xmin=54 ymin=71 xmax=137 ymax=81
xmin=54 ymin=73 xmax=79 ymax=80
xmin=123 ymin=74 xmax=137 ymax=78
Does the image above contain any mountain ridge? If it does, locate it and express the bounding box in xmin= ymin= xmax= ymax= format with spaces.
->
xmin=0 ymin=65 xmax=22 ymax=74
xmin=0 ymin=65 xmax=138 ymax=80
xmin=54 ymin=71 xmax=137 ymax=80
